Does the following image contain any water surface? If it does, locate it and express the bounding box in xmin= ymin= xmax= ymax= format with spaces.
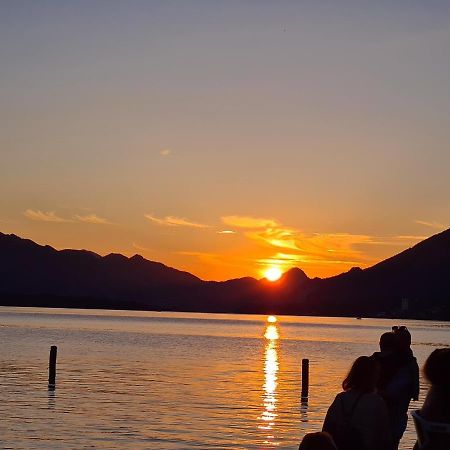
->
xmin=1 ymin=307 xmax=449 ymax=449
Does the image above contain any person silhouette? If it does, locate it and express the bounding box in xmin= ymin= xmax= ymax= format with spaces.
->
xmin=413 ymin=348 xmax=450 ymax=450
xmin=373 ymin=326 xmax=419 ymax=449
xmin=373 ymin=332 xmax=399 ymax=390
xmin=323 ymin=356 xmax=392 ymax=450
xmin=298 ymin=431 xmax=337 ymax=450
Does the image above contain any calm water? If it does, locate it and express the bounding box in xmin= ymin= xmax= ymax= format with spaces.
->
xmin=1 ymin=307 xmax=449 ymax=449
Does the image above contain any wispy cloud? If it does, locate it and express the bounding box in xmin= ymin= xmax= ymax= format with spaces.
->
xmin=160 ymin=148 xmax=172 ymax=157
xmin=219 ymin=214 xmax=428 ymax=278
xmin=415 ymin=220 xmax=447 ymax=230
xmin=23 ymin=209 xmax=71 ymax=223
xmin=145 ymin=214 xmax=210 ymax=228
xmin=221 ymin=215 xmax=280 ymax=229
xmin=178 ymin=250 xmax=219 ymax=259
xmin=257 ymin=252 xmax=363 ymax=268
xmin=74 ymin=214 xmax=112 ymax=225
xmin=24 ymin=209 xmax=114 ymax=225
xmin=396 ymin=235 xmax=428 ymax=241
xmin=247 ymin=226 xmax=299 ymax=251
xmin=251 ymin=229 xmax=375 ymax=266
xmin=132 ymin=242 xmax=151 ymax=252
xmin=217 ymin=230 xmax=236 ymax=234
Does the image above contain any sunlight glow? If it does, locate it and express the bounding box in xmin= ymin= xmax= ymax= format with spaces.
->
xmin=264 ymin=324 xmax=279 ymax=340
xmin=267 ymin=315 xmax=277 ymax=323
xmin=258 ymin=322 xmax=280 ymax=446
xmin=264 ymin=267 xmax=282 ymax=282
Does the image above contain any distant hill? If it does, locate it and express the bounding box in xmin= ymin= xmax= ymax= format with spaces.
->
xmin=297 ymin=228 xmax=450 ymax=318
xmin=0 ymin=230 xmax=449 ymax=319
xmin=0 ymin=233 xmax=200 ymax=310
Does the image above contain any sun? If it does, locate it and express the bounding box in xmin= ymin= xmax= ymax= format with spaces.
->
xmin=264 ymin=267 xmax=282 ymax=282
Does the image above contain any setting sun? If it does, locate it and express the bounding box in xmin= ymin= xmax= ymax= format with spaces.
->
xmin=264 ymin=267 xmax=282 ymax=282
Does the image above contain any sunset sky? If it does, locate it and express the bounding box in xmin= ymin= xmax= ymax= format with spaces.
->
xmin=1 ymin=1 xmax=449 ymax=281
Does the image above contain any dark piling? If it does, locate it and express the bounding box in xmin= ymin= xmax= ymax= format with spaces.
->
xmin=301 ymin=358 xmax=309 ymax=400
xmin=48 ymin=345 xmax=57 ymax=390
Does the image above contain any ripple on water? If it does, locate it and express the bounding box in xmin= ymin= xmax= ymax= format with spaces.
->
xmin=1 ymin=308 xmax=449 ymax=449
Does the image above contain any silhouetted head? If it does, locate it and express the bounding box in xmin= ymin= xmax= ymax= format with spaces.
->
xmin=299 ymin=432 xmax=337 ymax=450
xmin=379 ymin=332 xmax=397 ymax=352
xmin=392 ymin=325 xmax=411 ymax=350
xmin=423 ymin=348 xmax=450 ymax=388
xmin=343 ymin=356 xmax=380 ymax=392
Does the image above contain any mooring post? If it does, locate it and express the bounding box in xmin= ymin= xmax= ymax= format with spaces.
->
xmin=301 ymin=358 xmax=309 ymax=400
xmin=48 ymin=345 xmax=57 ymax=390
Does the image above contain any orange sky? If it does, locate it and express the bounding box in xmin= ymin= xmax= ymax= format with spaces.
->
xmin=0 ymin=212 xmax=443 ymax=281
xmin=1 ymin=2 xmax=449 ymax=280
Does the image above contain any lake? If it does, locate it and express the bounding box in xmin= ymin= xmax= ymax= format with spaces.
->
xmin=1 ymin=307 xmax=449 ymax=449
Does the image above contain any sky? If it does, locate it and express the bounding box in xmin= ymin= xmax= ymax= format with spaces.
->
xmin=1 ymin=1 xmax=450 ymax=281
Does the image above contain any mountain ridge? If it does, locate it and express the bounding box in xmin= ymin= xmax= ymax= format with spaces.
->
xmin=1 ymin=230 xmax=449 ymax=319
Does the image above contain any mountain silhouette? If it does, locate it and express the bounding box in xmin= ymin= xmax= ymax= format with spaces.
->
xmin=0 ymin=233 xmax=200 ymax=309
xmin=1 ymin=230 xmax=449 ymax=319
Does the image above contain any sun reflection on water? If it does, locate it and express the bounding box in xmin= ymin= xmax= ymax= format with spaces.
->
xmin=259 ymin=319 xmax=280 ymax=446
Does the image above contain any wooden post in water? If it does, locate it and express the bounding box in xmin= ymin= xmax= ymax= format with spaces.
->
xmin=48 ymin=346 xmax=57 ymax=390
xmin=301 ymin=358 xmax=309 ymax=400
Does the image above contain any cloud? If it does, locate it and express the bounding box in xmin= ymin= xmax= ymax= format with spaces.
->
xmin=415 ymin=220 xmax=447 ymax=230
xmin=396 ymin=235 xmax=427 ymax=241
xmin=178 ymin=250 xmax=218 ymax=258
xmin=257 ymin=253 xmax=309 ymax=266
xmin=132 ymin=242 xmax=151 ymax=252
xmin=171 ymin=212 xmax=435 ymax=279
xmin=145 ymin=214 xmax=210 ymax=228
xmin=222 ymin=215 xmax=373 ymax=266
xmin=221 ymin=215 xmax=280 ymax=229
xmin=252 ymin=229 xmax=376 ymax=266
xmin=23 ymin=209 xmax=70 ymax=223
xmin=74 ymin=214 xmax=112 ymax=225
xmin=23 ymin=209 xmax=114 ymax=225
xmin=247 ymin=227 xmax=299 ymax=251
xmin=220 ymin=213 xmax=430 ymax=278
xmin=160 ymin=148 xmax=172 ymax=157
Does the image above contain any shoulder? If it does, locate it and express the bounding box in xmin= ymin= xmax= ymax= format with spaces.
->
xmin=327 ymin=391 xmax=348 ymax=411
xmin=324 ymin=392 xmax=345 ymax=424
xmin=335 ymin=390 xmax=354 ymax=404
xmin=328 ymin=391 xmax=345 ymax=408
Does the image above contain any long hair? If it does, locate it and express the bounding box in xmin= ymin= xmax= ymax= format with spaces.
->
xmin=342 ymin=356 xmax=380 ymax=392
xmin=424 ymin=348 xmax=450 ymax=387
